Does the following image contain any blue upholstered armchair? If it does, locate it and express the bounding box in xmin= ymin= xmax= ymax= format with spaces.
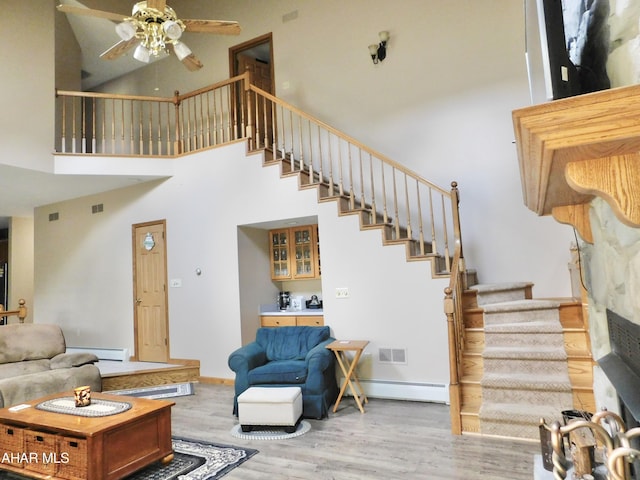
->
xmin=228 ymin=326 xmax=338 ymax=419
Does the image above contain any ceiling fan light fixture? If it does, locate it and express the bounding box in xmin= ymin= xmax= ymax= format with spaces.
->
xmin=163 ymin=20 xmax=182 ymax=40
xmin=173 ymin=41 xmax=192 ymax=61
xmin=133 ymin=43 xmax=151 ymax=63
xmin=115 ymin=21 xmax=137 ymax=41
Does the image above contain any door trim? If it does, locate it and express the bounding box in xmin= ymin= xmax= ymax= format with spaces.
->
xmin=132 ymin=219 xmax=170 ymax=362
xmin=229 ymin=32 xmax=275 ymax=93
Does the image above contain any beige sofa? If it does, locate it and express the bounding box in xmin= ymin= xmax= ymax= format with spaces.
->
xmin=0 ymin=324 xmax=101 ymax=407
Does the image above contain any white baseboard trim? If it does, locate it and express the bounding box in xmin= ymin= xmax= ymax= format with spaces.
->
xmin=66 ymin=347 xmax=129 ymax=362
xmin=340 ymin=378 xmax=449 ymax=403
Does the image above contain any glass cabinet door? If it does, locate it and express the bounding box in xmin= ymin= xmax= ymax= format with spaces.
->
xmin=291 ymin=226 xmax=316 ymax=279
xmin=270 ymin=229 xmax=291 ymax=279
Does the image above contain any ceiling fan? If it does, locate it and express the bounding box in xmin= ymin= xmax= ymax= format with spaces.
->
xmin=56 ymin=0 xmax=241 ymax=71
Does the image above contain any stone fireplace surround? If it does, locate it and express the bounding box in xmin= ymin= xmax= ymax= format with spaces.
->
xmin=581 ymin=197 xmax=640 ymax=420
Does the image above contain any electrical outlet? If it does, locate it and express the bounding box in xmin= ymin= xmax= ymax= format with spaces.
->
xmin=335 ymin=287 xmax=350 ymax=298
xmin=170 ymin=278 xmax=182 ymax=288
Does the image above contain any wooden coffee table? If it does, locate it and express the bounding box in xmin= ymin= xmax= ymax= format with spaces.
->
xmin=0 ymin=391 xmax=174 ymax=480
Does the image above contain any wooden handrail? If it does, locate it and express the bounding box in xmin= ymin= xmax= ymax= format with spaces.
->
xmin=247 ymin=84 xmax=450 ymax=196
xmin=0 ymin=299 xmax=27 ymax=324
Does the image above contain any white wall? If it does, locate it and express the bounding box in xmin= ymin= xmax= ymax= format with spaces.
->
xmin=92 ymin=0 xmax=576 ymax=297
xmin=1 ymin=0 xmax=55 ymax=172
xmin=35 ymin=142 xmax=449 ymax=397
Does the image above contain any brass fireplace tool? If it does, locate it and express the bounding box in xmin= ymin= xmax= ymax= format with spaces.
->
xmin=539 ymin=409 xmax=640 ymax=480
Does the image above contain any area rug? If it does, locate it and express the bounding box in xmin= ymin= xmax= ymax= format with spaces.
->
xmin=0 ymin=437 xmax=258 ymax=480
xmin=230 ymin=420 xmax=311 ymax=440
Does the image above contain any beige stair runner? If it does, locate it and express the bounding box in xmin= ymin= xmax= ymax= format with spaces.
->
xmin=472 ymin=284 xmax=573 ymax=440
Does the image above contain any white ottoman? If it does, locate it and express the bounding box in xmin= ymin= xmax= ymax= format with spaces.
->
xmin=237 ymin=386 xmax=303 ymax=433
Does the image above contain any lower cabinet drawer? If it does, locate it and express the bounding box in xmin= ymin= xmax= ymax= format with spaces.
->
xmin=296 ymin=316 xmax=324 ymax=326
xmin=261 ymin=316 xmax=296 ymax=327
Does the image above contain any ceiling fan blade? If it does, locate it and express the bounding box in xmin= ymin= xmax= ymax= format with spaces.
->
xmin=183 ymin=19 xmax=241 ymax=35
xmin=56 ymin=4 xmax=126 ymax=22
xmin=181 ymin=54 xmax=204 ymax=72
xmin=146 ymin=0 xmax=166 ymax=11
xmin=100 ymin=38 xmax=139 ymax=60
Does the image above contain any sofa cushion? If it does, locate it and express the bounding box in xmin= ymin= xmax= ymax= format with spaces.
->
xmin=0 ymin=324 xmax=66 ymax=364
xmin=256 ymin=326 xmax=330 ymax=361
xmin=0 ymin=360 xmax=51 ymax=380
xmin=248 ymin=360 xmax=307 ymax=385
xmin=50 ymin=352 xmax=99 ymax=369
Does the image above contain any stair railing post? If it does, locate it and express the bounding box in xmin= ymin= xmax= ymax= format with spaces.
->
xmin=173 ymin=90 xmax=182 ymax=155
xmin=444 ymin=286 xmax=462 ymax=435
xmin=243 ymin=72 xmax=255 ymax=150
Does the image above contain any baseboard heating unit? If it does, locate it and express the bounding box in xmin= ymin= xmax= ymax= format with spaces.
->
xmin=340 ymin=379 xmax=448 ymax=403
xmin=66 ymin=347 xmax=129 ymax=362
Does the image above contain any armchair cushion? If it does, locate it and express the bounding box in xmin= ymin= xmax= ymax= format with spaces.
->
xmin=257 ymin=326 xmax=330 ymax=361
xmin=248 ymin=360 xmax=307 ymax=384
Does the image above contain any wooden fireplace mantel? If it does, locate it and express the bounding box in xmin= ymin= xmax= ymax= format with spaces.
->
xmin=513 ymin=84 xmax=640 ymax=242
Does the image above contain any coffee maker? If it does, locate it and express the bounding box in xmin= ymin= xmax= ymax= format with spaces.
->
xmin=277 ymin=291 xmax=291 ymax=311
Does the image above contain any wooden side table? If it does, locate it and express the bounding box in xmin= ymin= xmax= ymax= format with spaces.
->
xmin=326 ymin=340 xmax=369 ymax=413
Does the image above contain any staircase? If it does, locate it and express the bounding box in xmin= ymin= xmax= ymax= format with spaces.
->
xmin=459 ymin=282 xmax=595 ymax=440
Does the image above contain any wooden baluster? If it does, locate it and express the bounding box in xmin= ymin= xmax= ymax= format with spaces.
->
xmin=381 ymin=161 xmax=389 ymax=225
xmin=60 ymin=95 xmax=67 ymax=153
xmin=317 ymin=127 xmax=324 ymax=189
xmin=229 ymin=86 xmax=235 ymax=144
xmin=157 ymin=102 xmax=162 ymax=155
xmin=120 ymin=99 xmax=126 ymax=154
xmin=416 ymin=180 xmax=425 ymax=255
xmin=71 ymin=97 xmax=77 ymax=153
xmin=130 ymin=99 xmax=135 ymax=154
xmin=288 ymin=110 xmax=295 ymax=171
xmin=205 ymin=91 xmax=211 ymax=148
xmin=198 ymin=93 xmax=204 ymax=149
xmin=429 ymin=188 xmax=437 ymax=254
xmin=404 ymin=173 xmax=412 ymax=240
xmin=101 ymin=99 xmax=106 ymax=153
xmin=139 ymin=102 xmax=144 ymax=155
xmin=81 ymin=97 xmax=86 ymax=153
xmin=307 ymin=121 xmax=314 ymax=184
xmin=297 ymin=115 xmax=304 ymax=173
xmin=91 ymin=97 xmax=96 ymax=153
xmin=441 ymin=194 xmax=451 ymax=272
xmin=369 ymin=154 xmax=377 ymax=224
xmin=348 ymin=144 xmax=355 ymax=210
xmin=358 ymin=149 xmax=365 ymax=209
xmin=338 ymin=138 xmax=345 ymax=198
xmin=262 ymin=95 xmax=269 ymax=149
xmin=166 ymin=102 xmax=172 ymax=155
xmin=110 ymin=98 xmax=116 ymax=154
xmin=270 ymin=95 xmax=276 ymax=153
xmin=392 ymin=168 xmax=400 ymax=239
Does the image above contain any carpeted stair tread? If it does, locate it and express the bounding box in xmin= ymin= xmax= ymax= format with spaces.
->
xmin=469 ymin=282 xmax=533 ymax=306
xmin=481 ymin=299 xmax=561 ymax=313
xmin=482 ymin=372 xmax=572 ymax=391
xmin=484 ymin=320 xmax=563 ymax=334
xmin=482 ymin=346 xmax=568 ymax=360
xmin=480 ymin=402 xmax=565 ymax=424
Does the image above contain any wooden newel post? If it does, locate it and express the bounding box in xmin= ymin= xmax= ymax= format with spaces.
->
xmin=18 ymin=299 xmax=26 ymax=323
xmin=173 ymin=90 xmax=182 ymax=155
xmin=444 ymin=286 xmax=462 ymax=434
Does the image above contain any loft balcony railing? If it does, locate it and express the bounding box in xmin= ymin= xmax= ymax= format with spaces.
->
xmin=55 ymin=71 xmax=467 ymax=431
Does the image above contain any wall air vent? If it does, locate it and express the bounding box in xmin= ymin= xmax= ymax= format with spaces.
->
xmin=48 ymin=212 xmax=59 ymax=222
xmin=378 ymin=348 xmax=407 ymax=364
xmin=91 ymin=204 xmax=104 ymax=214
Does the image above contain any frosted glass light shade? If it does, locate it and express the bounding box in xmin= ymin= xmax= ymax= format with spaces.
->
xmin=173 ymin=41 xmax=192 ymax=61
xmin=115 ymin=21 xmax=136 ymax=41
xmin=133 ymin=44 xmax=151 ymax=63
xmin=163 ymin=20 xmax=182 ymax=40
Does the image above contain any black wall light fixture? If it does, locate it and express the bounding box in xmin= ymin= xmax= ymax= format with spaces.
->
xmin=368 ymin=31 xmax=390 ymax=64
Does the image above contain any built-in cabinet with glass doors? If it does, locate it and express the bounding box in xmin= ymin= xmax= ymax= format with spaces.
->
xmin=269 ymin=224 xmax=320 ymax=281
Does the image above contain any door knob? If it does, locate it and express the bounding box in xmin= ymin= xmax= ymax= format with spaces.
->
xmin=135 ymin=298 xmax=142 ymax=305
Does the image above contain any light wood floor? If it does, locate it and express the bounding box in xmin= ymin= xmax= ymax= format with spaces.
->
xmin=170 ymin=383 xmax=540 ymax=479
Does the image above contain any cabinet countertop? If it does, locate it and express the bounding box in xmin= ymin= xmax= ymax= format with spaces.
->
xmin=260 ymin=309 xmax=323 ymax=316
